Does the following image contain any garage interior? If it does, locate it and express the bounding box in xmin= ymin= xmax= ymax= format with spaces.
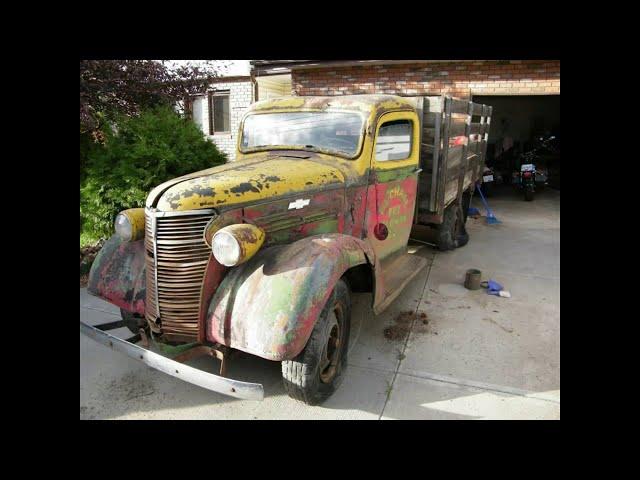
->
xmin=474 ymin=95 xmax=561 ymax=190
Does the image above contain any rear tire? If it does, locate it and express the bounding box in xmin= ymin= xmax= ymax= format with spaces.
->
xmin=524 ymin=189 xmax=534 ymax=201
xmin=281 ymin=279 xmax=351 ymax=405
xmin=437 ymin=201 xmax=469 ymax=251
xmin=456 ymin=221 xmax=470 ymax=248
xmin=461 ymin=188 xmax=473 ymax=224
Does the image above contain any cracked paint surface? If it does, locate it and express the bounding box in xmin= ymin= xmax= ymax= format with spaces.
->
xmin=87 ymin=236 xmax=146 ymax=316
xmin=89 ymin=94 xmax=424 ymax=360
xmin=205 ymin=233 xmax=374 ymax=361
xmin=154 ymin=157 xmax=346 ymax=211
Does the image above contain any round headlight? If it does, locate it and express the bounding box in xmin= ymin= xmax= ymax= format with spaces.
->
xmin=114 ymin=208 xmax=145 ymax=241
xmin=212 ymin=230 xmax=242 ymax=266
xmin=210 ymin=224 xmax=266 ymax=267
xmin=115 ymin=213 xmax=133 ymax=241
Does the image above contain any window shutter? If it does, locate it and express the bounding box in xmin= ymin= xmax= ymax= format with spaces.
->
xmin=208 ymin=92 xmax=214 ymax=136
xmin=184 ymin=97 xmax=193 ymax=120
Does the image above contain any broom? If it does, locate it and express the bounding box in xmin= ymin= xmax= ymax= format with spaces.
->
xmin=474 ymin=184 xmax=501 ymax=225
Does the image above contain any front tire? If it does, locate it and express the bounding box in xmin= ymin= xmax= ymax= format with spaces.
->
xmin=281 ymin=279 xmax=351 ymax=405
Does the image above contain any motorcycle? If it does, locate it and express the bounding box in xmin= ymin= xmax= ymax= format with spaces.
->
xmin=513 ymin=136 xmax=554 ymax=201
xmin=514 ymin=163 xmax=538 ymax=201
xmin=480 ymin=166 xmax=495 ymax=197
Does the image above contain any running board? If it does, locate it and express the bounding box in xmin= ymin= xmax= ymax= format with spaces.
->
xmin=373 ymin=253 xmax=429 ymax=315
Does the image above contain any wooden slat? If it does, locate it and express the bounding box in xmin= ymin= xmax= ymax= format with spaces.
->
xmin=447 ymin=121 xmax=467 ymax=137
xmin=421 ymin=143 xmax=435 ymax=153
xmin=450 ymin=98 xmax=469 ymax=114
xmin=417 ymin=97 xmax=494 ymax=222
xmin=437 ymin=98 xmax=452 ymax=216
xmin=430 ymin=100 xmax=442 ymax=211
xmin=422 ymin=111 xmax=440 ymax=127
xmin=446 ymin=145 xmax=464 ymax=164
xmin=443 ymin=177 xmax=459 ymax=207
xmin=454 ymin=101 xmax=473 ymax=207
xmin=470 ymin=123 xmax=488 ymax=136
xmin=423 ymin=96 xmax=444 ymax=113
xmin=422 ymin=127 xmax=438 ymax=140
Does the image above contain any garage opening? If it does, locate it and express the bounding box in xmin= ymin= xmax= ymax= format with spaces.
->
xmin=473 ymin=95 xmax=560 ymax=190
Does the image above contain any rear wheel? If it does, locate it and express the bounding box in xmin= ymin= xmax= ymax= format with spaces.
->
xmin=437 ymin=199 xmax=470 ymax=251
xmin=461 ymin=188 xmax=473 ymax=224
xmin=281 ymin=279 xmax=351 ymax=405
xmin=524 ymin=188 xmax=534 ymax=201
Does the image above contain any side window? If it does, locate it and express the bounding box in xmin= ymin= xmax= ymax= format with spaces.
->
xmin=375 ymin=120 xmax=412 ymax=161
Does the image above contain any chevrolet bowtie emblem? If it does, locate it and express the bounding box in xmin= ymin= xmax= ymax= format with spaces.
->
xmin=288 ymin=198 xmax=310 ymax=210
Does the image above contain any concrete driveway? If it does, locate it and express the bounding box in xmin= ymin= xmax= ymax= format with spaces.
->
xmin=80 ymin=187 xmax=560 ymax=419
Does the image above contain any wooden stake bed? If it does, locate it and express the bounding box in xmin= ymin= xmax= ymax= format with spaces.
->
xmin=404 ymin=96 xmax=493 ymax=225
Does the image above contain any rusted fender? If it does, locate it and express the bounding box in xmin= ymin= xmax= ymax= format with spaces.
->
xmin=87 ymin=235 xmax=146 ymax=315
xmin=205 ymin=233 xmax=376 ymax=361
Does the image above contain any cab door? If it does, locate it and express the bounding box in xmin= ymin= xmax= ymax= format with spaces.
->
xmin=364 ymin=110 xmax=421 ymax=305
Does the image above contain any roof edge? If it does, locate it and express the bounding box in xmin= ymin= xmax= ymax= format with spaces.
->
xmin=251 ymin=60 xmax=471 ymax=75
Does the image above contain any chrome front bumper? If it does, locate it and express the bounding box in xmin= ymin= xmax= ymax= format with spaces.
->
xmin=80 ymin=321 xmax=264 ymax=401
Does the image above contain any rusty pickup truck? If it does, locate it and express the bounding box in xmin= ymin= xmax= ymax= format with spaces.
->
xmin=82 ymin=94 xmax=492 ymax=405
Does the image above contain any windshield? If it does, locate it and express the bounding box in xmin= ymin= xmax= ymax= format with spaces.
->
xmin=241 ymin=112 xmax=364 ymax=157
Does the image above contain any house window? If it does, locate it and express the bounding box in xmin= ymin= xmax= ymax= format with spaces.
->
xmin=208 ymin=91 xmax=230 ymax=135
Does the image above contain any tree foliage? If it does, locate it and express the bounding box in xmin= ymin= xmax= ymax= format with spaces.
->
xmin=80 ymin=106 xmax=226 ymax=241
xmin=80 ymin=60 xmax=223 ymax=135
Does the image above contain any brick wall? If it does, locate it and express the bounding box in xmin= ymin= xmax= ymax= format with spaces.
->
xmin=192 ymin=79 xmax=254 ymax=161
xmin=292 ymin=60 xmax=560 ymax=98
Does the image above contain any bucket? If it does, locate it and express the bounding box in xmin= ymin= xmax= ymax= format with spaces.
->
xmin=464 ymin=269 xmax=482 ymax=290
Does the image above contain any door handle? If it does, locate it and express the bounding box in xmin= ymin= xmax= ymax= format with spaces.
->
xmin=413 ymin=167 xmax=423 ymax=174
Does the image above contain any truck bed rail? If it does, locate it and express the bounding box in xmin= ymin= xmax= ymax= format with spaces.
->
xmin=405 ymin=95 xmax=493 ymax=224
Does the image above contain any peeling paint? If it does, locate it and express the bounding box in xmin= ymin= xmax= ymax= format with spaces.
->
xmin=87 ymin=236 xmax=146 ymax=316
xmin=205 ymin=233 xmax=374 ymax=361
xmin=91 ymin=94 xmax=425 ymax=365
xmin=155 ymin=157 xmax=346 ymax=212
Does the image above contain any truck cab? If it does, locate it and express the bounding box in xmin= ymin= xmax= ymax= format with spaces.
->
xmin=84 ymin=94 xmax=492 ymax=404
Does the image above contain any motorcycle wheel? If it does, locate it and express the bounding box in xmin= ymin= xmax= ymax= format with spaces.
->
xmin=524 ymin=189 xmax=534 ymax=201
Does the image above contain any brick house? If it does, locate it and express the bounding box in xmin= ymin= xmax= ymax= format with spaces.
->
xmin=251 ymin=60 xmax=560 ymax=184
xmin=190 ymin=61 xmax=560 ymax=178
xmin=187 ymin=70 xmax=298 ymax=161
xmin=188 ymin=75 xmax=256 ymax=161
xmin=253 ymin=60 xmax=559 ymax=97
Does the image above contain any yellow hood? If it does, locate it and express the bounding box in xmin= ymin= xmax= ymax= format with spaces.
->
xmin=151 ymin=156 xmax=346 ymax=212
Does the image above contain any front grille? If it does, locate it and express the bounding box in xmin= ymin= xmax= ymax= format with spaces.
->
xmin=145 ymin=208 xmax=216 ymax=341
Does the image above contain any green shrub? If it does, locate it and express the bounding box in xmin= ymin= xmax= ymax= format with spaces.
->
xmin=80 ymin=106 xmax=226 ymax=241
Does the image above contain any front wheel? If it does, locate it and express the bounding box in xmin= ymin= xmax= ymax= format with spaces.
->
xmin=281 ymin=279 xmax=351 ymax=405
